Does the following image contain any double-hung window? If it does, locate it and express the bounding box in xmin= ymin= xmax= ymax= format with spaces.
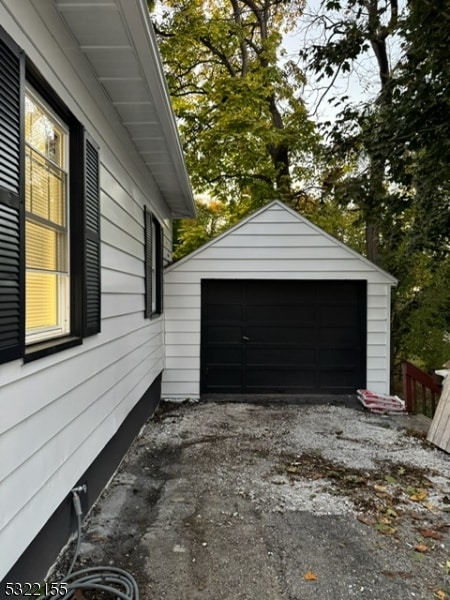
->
xmin=25 ymin=90 xmax=70 ymax=344
xmin=0 ymin=26 xmax=101 ymax=364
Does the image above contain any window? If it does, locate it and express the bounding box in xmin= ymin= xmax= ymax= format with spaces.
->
xmin=0 ymin=26 xmax=101 ymax=364
xmin=25 ymin=90 xmax=70 ymax=343
xmin=144 ymin=207 xmax=163 ymax=318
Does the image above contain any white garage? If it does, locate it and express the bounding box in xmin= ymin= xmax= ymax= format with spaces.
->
xmin=162 ymin=201 xmax=397 ymax=399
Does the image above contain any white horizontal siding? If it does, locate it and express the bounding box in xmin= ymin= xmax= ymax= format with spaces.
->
xmin=165 ymin=345 xmax=199 ymax=358
xmin=0 ymin=2 xmax=173 ymax=579
xmin=166 ymin=270 xmax=391 ymax=284
xmin=165 ymin=356 xmax=199 ymax=370
xmin=162 ymin=202 xmax=396 ymax=400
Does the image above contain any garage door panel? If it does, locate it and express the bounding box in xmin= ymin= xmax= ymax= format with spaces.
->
xmin=246 ymin=305 xmax=316 ymax=324
xmin=201 ymin=280 xmax=366 ymax=394
xmin=319 ymin=348 xmax=359 ymax=367
xmin=246 ymin=368 xmax=316 ymax=391
xmin=247 ymin=282 xmax=317 ymax=304
xmin=207 ymin=326 xmax=243 ymax=343
xmin=207 ymin=346 xmax=243 ymax=364
xmin=319 ymin=282 xmax=360 ymax=304
xmin=205 ymin=304 xmax=243 ymax=320
xmin=205 ymin=281 xmax=242 ymax=303
xmin=320 ymin=328 xmax=361 ymax=345
xmin=319 ymin=306 xmax=358 ymax=326
xmin=319 ymin=368 xmax=360 ymax=389
xmin=246 ymin=347 xmax=315 ymax=366
xmin=248 ymin=325 xmax=316 ymax=344
xmin=204 ymin=367 xmax=242 ymax=391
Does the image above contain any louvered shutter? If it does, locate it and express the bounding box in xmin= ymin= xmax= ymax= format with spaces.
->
xmin=156 ymin=222 xmax=163 ymax=314
xmin=144 ymin=206 xmax=152 ymax=319
xmin=83 ymin=133 xmax=101 ymax=336
xmin=0 ymin=30 xmax=24 ymax=363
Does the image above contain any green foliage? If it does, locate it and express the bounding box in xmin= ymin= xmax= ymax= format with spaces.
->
xmin=151 ymin=0 xmax=318 ymax=207
xmin=302 ymin=0 xmax=450 ymax=370
xmin=153 ymin=0 xmax=450 ymax=372
xmin=173 ymin=198 xmax=229 ymax=260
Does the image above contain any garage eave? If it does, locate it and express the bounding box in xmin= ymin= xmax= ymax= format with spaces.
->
xmin=166 ymin=200 xmax=398 ymax=285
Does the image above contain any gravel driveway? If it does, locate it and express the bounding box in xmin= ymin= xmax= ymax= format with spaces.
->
xmin=60 ymin=400 xmax=450 ymax=599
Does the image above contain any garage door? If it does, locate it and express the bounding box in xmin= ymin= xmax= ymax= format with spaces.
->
xmin=201 ymin=280 xmax=366 ymax=394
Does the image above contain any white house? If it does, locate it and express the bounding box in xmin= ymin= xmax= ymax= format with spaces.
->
xmin=0 ymin=0 xmax=195 ymax=585
xmin=163 ymin=201 xmax=397 ymax=400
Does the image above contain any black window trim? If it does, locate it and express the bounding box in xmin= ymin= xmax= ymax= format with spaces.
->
xmin=144 ymin=207 xmax=163 ymax=319
xmin=0 ymin=25 xmax=101 ymax=365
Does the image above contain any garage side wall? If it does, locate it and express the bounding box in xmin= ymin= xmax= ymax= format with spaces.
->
xmin=163 ymin=203 xmax=395 ymax=399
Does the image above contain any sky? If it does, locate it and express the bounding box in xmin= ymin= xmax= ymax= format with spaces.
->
xmin=282 ymin=0 xmax=404 ymax=123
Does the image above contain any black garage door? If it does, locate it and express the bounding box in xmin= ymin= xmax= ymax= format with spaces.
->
xmin=201 ymin=280 xmax=366 ymax=394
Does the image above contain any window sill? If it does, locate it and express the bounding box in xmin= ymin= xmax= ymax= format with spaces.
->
xmin=24 ymin=336 xmax=82 ymax=363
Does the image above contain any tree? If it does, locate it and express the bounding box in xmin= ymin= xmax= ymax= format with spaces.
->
xmin=301 ymin=0 xmax=450 ymax=370
xmin=151 ymin=0 xmax=318 ymax=209
xmin=301 ymin=0 xmax=401 ymax=264
xmin=172 ymin=198 xmax=229 ymax=259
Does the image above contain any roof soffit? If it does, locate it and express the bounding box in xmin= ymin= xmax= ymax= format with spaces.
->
xmin=53 ymin=0 xmax=195 ymax=217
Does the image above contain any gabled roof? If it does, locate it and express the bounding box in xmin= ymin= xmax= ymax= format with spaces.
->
xmin=167 ymin=200 xmax=397 ymax=284
xmin=52 ymin=0 xmax=195 ymax=218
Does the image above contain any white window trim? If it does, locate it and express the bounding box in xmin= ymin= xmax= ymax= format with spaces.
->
xmin=24 ymin=87 xmax=71 ymax=345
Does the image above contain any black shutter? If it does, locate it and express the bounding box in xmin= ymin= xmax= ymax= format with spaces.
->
xmin=0 ymin=29 xmax=24 ymax=363
xmin=156 ymin=222 xmax=163 ymax=314
xmin=83 ymin=133 xmax=101 ymax=337
xmin=144 ymin=206 xmax=152 ymax=319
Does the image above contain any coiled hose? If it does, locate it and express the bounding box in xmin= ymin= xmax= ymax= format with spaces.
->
xmin=41 ymin=489 xmax=139 ymax=600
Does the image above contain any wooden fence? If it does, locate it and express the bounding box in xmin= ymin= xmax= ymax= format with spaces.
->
xmin=402 ymin=361 xmax=443 ymax=416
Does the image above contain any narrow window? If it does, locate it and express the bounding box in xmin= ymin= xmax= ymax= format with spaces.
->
xmin=24 ymin=90 xmax=70 ymax=344
xmin=145 ymin=208 xmax=163 ymax=318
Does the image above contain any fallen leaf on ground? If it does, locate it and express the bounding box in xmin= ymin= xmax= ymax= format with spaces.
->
xmin=419 ymin=528 xmax=443 ymax=540
xmin=409 ymin=511 xmax=424 ymax=521
xmin=381 ymin=571 xmax=414 ymax=579
xmin=410 ymin=489 xmax=428 ymax=502
xmin=434 ymin=590 xmax=447 ymax=600
xmin=414 ymin=544 xmax=428 ymax=553
xmin=374 ymin=484 xmax=388 ymax=493
xmin=286 ymin=466 xmax=300 ymax=474
xmin=304 ymin=571 xmax=318 ymax=581
xmin=376 ymin=522 xmax=397 ymax=535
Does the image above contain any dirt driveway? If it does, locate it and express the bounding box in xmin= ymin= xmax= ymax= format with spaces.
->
xmin=63 ymin=400 xmax=450 ymax=599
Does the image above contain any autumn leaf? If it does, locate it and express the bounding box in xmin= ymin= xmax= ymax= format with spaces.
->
xmin=304 ymin=571 xmax=318 ymax=581
xmin=419 ymin=529 xmax=443 ymax=540
xmin=384 ymin=475 xmax=397 ymax=485
xmin=414 ymin=544 xmax=428 ymax=553
xmin=409 ymin=488 xmax=428 ymax=502
xmin=376 ymin=522 xmax=397 ymax=535
xmin=286 ymin=465 xmax=300 ymax=474
xmin=434 ymin=590 xmax=447 ymax=600
xmin=373 ymin=484 xmax=388 ymax=493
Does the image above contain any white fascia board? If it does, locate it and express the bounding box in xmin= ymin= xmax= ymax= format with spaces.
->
xmin=116 ymin=0 xmax=195 ymax=218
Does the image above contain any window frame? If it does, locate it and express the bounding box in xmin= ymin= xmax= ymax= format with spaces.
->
xmin=144 ymin=207 xmax=163 ymax=319
xmin=0 ymin=25 xmax=101 ymax=365
xmin=24 ymin=85 xmax=71 ymax=345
